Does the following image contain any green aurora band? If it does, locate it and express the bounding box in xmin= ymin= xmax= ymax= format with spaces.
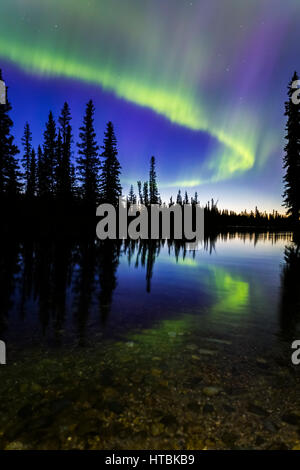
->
xmin=0 ymin=38 xmax=254 ymax=184
xmin=1 ymin=0 xmax=298 ymax=189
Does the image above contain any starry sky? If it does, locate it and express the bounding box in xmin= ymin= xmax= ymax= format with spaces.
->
xmin=0 ymin=0 xmax=299 ymax=211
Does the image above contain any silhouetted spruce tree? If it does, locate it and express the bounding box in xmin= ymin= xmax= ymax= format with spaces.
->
xmin=137 ymin=180 xmax=143 ymax=204
xmin=128 ymin=184 xmax=136 ymax=204
xmin=283 ymin=71 xmax=300 ymax=222
xmin=42 ymin=111 xmax=57 ymax=197
xmin=59 ymin=102 xmax=71 ymax=139
xmin=143 ymin=181 xmax=149 ymax=206
xmin=21 ymin=122 xmax=32 ymax=195
xmin=27 ymin=148 xmax=37 ymax=198
xmin=184 ymin=191 xmax=189 ymax=204
xmin=0 ymin=69 xmax=21 ymax=198
xmin=176 ymin=189 xmax=182 ymax=205
xmin=99 ymin=121 xmax=122 ymax=205
xmin=149 ymin=156 xmax=159 ymax=204
xmin=77 ymin=100 xmax=100 ymax=203
xmin=57 ymin=102 xmax=73 ymax=200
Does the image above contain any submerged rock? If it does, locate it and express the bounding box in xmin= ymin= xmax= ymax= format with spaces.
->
xmin=185 ymin=376 xmax=203 ymax=388
xmin=151 ymin=423 xmax=164 ymax=436
xmin=191 ymin=355 xmax=201 ymax=361
xmin=31 ymin=383 xmax=42 ymax=393
xmin=248 ymin=403 xmax=269 ymax=417
xmin=5 ymin=441 xmax=28 ymax=450
xmin=186 ymin=344 xmax=198 ymax=351
xmin=256 ymin=357 xmax=270 ymax=369
xmin=168 ymin=332 xmax=177 ymax=338
xmin=203 ymin=386 xmax=222 ymax=397
xmin=198 ymin=349 xmax=217 ymax=356
xmin=206 ymin=338 xmax=232 ymax=345
xmin=264 ymin=420 xmax=278 ymax=433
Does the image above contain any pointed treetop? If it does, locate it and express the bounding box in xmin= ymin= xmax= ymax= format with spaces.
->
xmin=59 ymin=102 xmax=72 ymax=132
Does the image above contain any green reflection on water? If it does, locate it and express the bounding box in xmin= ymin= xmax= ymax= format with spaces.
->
xmin=123 ymin=264 xmax=249 ymax=353
xmin=163 ymin=252 xmax=250 ymax=316
xmin=207 ymin=266 xmax=249 ymax=315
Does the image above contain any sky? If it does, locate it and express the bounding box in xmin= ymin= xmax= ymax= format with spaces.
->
xmin=0 ymin=0 xmax=299 ymax=212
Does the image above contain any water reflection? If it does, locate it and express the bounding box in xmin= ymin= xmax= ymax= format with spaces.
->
xmin=0 ymin=231 xmax=296 ymax=346
xmin=279 ymin=232 xmax=300 ymax=340
xmin=207 ymin=266 xmax=249 ymax=315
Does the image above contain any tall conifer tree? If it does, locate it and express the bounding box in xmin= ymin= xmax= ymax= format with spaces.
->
xmin=283 ymin=71 xmax=300 ymax=222
xmin=128 ymin=184 xmax=136 ymax=204
xmin=176 ymin=189 xmax=182 ymax=205
xmin=76 ymin=100 xmax=100 ymax=203
xmin=21 ymin=122 xmax=32 ymax=195
xmin=42 ymin=111 xmax=57 ymax=197
xmin=137 ymin=180 xmax=143 ymax=204
xmin=149 ymin=156 xmax=159 ymax=204
xmin=0 ymin=69 xmax=21 ymax=198
xmin=143 ymin=181 xmax=149 ymax=206
xmin=57 ymin=102 xmax=72 ymax=200
xmin=99 ymin=121 xmax=122 ymax=205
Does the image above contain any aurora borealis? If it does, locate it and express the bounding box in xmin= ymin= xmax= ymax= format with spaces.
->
xmin=0 ymin=0 xmax=299 ymax=211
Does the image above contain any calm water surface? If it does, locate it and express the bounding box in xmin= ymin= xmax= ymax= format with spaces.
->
xmin=0 ymin=232 xmax=299 ymax=450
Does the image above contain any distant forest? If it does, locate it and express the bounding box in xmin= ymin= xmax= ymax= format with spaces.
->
xmin=0 ymin=69 xmax=297 ymax=231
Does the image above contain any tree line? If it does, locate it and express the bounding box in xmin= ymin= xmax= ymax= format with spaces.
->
xmin=0 ymin=69 xmax=123 ymax=206
xmin=0 ymin=68 xmax=298 ymax=229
